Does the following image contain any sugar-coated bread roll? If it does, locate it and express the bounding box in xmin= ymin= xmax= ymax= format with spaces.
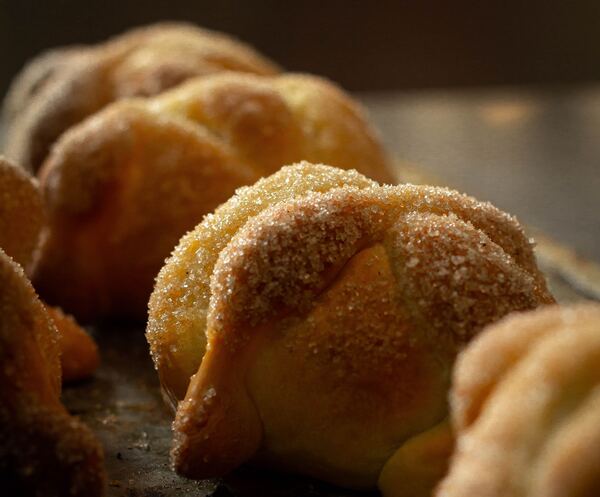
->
xmin=0 ymin=248 xmax=105 ymax=496
xmin=0 ymin=156 xmax=99 ymax=381
xmin=2 ymin=22 xmax=279 ymax=173
xmin=0 ymin=156 xmax=45 ymax=274
xmin=147 ymin=163 xmax=553 ymax=495
xmin=34 ymin=73 xmax=394 ymax=321
xmin=436 ymin=303 xmax=600 ymax=497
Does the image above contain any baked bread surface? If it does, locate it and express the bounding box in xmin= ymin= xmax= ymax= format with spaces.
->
xmin=0 ymin=248 xmax=105 ymax=496
xmin=0 ymin=156 xmax=99 ymax=381
xmin=0 ymin=157 xmax=45 ymax=273
xmin=34 ymin=74 xmax=394 ymax=321
xmin=436 ymin=303 xmax=600 ymax=497
xmin=147 ymin=162 xmax=553 ymax=494
xmin=2 ymin=22 xmax=280 ymax=173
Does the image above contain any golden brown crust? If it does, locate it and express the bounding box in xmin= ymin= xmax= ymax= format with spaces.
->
xmin=0 ymin=248 xmax=105 ymax=496
xmin=34 ymin=101 xmax=258 ymax=321
xmin=0 ymin=156 xmax=45 ymax=274
xmin=273 ymin=74 xmax=394 ymax=183
xmin=45 ymin=306 xmax=100 ymax=383
xmin=147 ymin=163 xmax=379 ymax=403
xmin=206 ymin=187 xmax=551 ymax=344
xmin=379 ymin=420 xmax=454 ymax=497
xmin=147 ymin=72 xmax=394 ymax=182
xmin=3 ymin=22 xmax=279 ymax=173
xmin=35 ymin=73 xmax=394 ymax=321
xmin=436 ymin=304 xmax=600 ymax=497
xmin=146 ymin=163 xmax=553 ymax=493
xmin=0 ymin=156 xmax=99 ymax=381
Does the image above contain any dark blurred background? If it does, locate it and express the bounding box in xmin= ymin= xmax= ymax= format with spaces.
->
xmin=2 ymin=1 xmax=600 ymax=263
xmin=2 ymin=1 xmax=600 ymax=95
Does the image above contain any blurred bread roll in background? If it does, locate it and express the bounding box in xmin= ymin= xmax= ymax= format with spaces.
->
xmin=1 ymin=22 xmax=280 ymax=173
xmin=33 ymin=73 xmax=394 ymax=321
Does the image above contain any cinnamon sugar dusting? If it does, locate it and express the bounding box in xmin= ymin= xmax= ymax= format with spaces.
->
xmin=147 ymin=162 xmax=553 ymax=400
xmin=35 ymin=71 xmax=394 ymax=320
xmin=281 ymin=244 xmax=415 ymax=381
xmin=147 ymin=163 xmax=376 ymax=398
xmin=207 ymin=181 xmax=552 ymax=346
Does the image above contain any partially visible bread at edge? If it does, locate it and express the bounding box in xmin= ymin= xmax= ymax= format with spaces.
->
xmin=0 ymin=156 xmax=45 ymax=274
xmin=0 ymin=247 xmax=105 ymax=496
xmin=2 ymin=22 xmax=280 ymax=173
xmin=436 ymin=304 xmax=600 ymax=497
xmin=0 ymin=155 xmax=100 ymax=382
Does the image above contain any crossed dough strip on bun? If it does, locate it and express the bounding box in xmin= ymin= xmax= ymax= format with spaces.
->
xmin=436 ymin=303 xmax=600 ymax=497
xmin=0 ymin=248 xmax=105 ymax=496
xmin=2 ymin=22 xmax=280 ymax=173
xmin=147 ymin=162 xmax=553 ymax=496
xmin=34 ymin=73 xmax=395 ymax=321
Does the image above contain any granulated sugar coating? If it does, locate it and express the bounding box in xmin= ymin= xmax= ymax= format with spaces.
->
xmin=148 ymin=162 xmax=554 ymax=497
xmin=0 ymin=157 xmax=45 ymax=274
xmin=147 ymin=162 xmax=378 ymax=402
xmin=208 ymin=184 xmax=552 ymax=344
